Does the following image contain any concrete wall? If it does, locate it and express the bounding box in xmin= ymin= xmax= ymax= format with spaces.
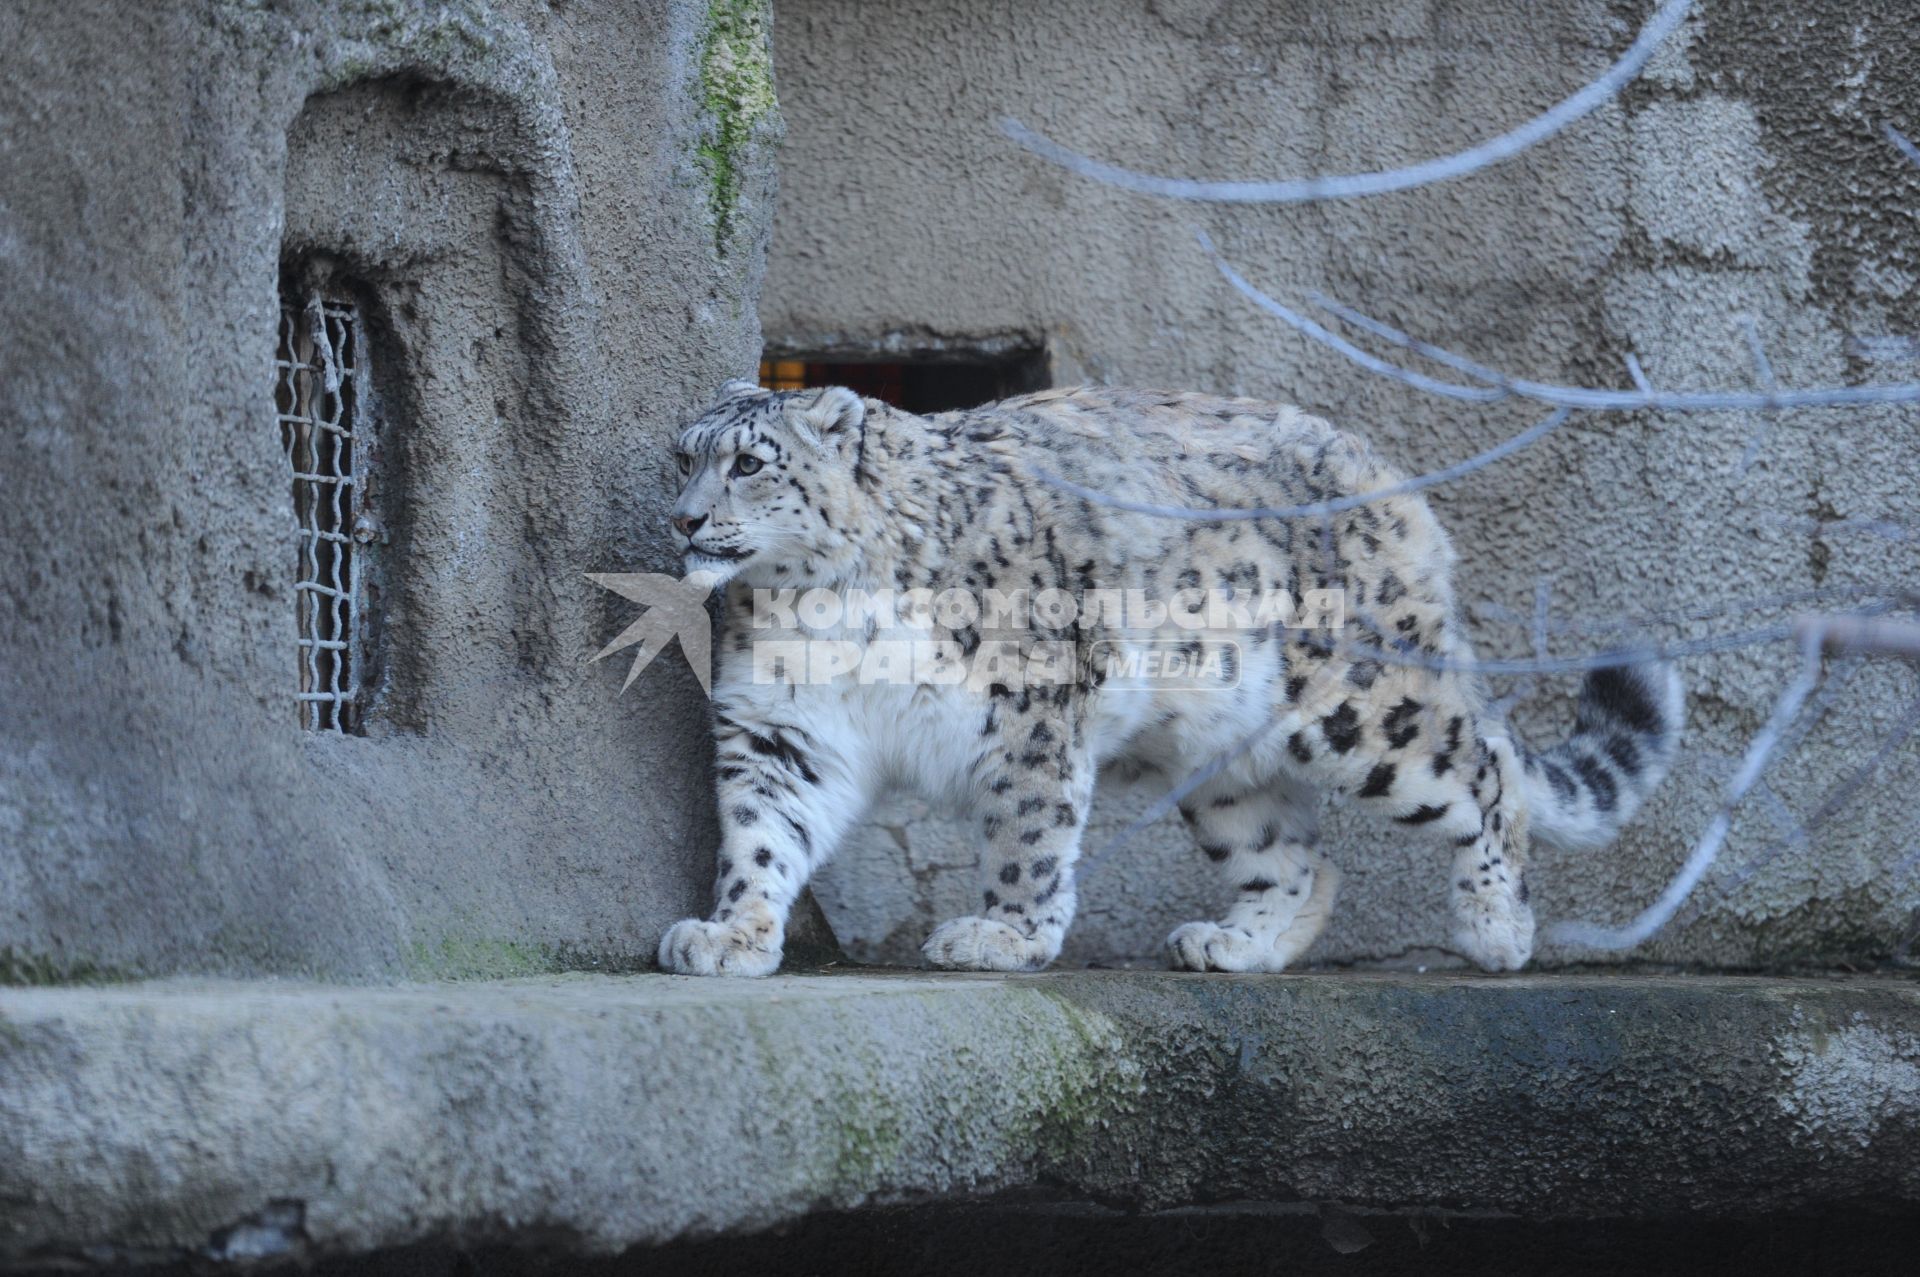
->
xmin=764 ymin=0 xmax=1920 ymax=968
xmin=0 ymin=0 xmax=780 ymax=981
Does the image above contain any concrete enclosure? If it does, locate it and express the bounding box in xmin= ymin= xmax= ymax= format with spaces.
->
xmin=765 ymin=0 xmax=1920 ymax=969
xmin=3 ymin=0 xmax=1918 ymax=984
xmin=4 ymin=6 xmax=1920 ymax=1264
xmin=1 ymin=0 xmax=780 ymax=981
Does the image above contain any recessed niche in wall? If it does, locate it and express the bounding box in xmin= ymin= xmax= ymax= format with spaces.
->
xmin=758 ymin=345 xmax=1048 ymax=414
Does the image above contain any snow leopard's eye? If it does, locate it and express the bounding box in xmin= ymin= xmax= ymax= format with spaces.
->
xmin=730 ymin=454 xmax=764 ymax=478
xmin=674 ymin=451 xmax=693 ymax=477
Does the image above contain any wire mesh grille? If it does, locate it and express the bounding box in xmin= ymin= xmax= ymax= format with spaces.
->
xmin=274 ymin=291 xmax=368 ymax=732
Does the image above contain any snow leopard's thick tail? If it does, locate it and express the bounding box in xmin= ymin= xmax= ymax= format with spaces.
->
xmin=1517 ymin=664 xmax=1685 ymax=851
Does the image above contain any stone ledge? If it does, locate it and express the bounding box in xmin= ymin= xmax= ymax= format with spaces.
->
xmin=2 ymin=971 xmax=1917 ymax=1267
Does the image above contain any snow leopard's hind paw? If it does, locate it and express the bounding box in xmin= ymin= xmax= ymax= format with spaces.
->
xmin=922 ymin=916 xmax=1057 ymax=971
xmin=1167 ymin=921 xmax=1266 ymax=971
xmin=1451 ymin=897 xmax=1535 ymax=972
xmin=657 ymin=916 xmax=782 ymax=977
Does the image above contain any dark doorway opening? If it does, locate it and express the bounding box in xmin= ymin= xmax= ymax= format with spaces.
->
xmin=760 ymin=349 xmax=1048 ymax=415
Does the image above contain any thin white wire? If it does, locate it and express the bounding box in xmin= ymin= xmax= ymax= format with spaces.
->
xmin=1548 ymin=626 xmax=1829 ymax=951
xmin=1689 ymin=692 xmax=1920 ymax=921
xmin=1205 ymin=239 xmax=1920 ymax=412
xmin=1736 ymin=314 xmax=1779 ymax=472
xmin=1075 ymin=714 xmax=1287 ymax=878
xmin=1037 ymin=406 xmax=1572 ymax=522
xmin=1000 ymin=0 xmax=1695 ymax=203
xmin=1885 ymin=122 xmax=1920 ymax=170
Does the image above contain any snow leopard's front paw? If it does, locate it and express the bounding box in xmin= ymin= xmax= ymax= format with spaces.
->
xmin=657 ymin=917 xmax=782 ymax=977
xmin=922 ymin=916 xmax=1057 ymax=971
xmin=1166 ymin=921 xmax=1268 ymax=972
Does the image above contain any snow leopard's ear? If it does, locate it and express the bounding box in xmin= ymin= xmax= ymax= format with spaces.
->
xmin=792 ymin=385 xmax=865 ymax=453
xmin=718 ymin=377 xmax=763 ymax=400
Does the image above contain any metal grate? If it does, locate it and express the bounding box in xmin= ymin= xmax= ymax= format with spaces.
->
xmin=275 ymin=290 xmax=371 ymax=732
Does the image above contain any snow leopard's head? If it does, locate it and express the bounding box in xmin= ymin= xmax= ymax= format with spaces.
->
xmin=669 ymin=380 xmax=869 ymax=586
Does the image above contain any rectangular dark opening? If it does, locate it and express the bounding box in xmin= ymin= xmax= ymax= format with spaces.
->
xmin=760 ymin=348 xmax=1048 ymax=414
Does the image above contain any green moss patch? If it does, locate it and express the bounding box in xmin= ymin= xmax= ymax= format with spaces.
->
xmin=697 ymin=0 xmax=777 ymax=251
xmin=0 ymin=947 xmax=129 ymax=987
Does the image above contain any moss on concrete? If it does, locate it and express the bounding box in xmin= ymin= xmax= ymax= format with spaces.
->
xmin=0 ymin=948 xmax=129 ymax=988
xmin=403 ymin=935 xmax=662 ymax=981
xmin=696 ymin=0 xmax=777 ymax=250
xmin=405 ymin=937 xmax=560 ymax=980
xmin=4 ymin=971 xmax=1920 ymax=1261
xmin=826 ymin=1079 xmax=910 ymax=1185
xmin=1022 ymin=986 xmax=1146 ymax=1163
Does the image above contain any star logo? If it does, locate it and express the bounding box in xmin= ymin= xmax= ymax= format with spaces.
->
xmin=587 ymin=571 xmax=721 ymax=695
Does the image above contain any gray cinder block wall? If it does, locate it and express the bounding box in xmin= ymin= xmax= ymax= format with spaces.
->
xmin=764 ymin=0 xmax=1920 ymax=968
xmin=0 ymin=0 xmax=780 ymax=981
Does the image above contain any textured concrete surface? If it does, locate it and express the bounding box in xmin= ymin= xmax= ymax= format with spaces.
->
xmin=0 ymin=0 xmax=781 ymax=981
xmin=4 ymin=970 xmax=1919 ymax=1265
xmin=765 ymin=0 xmax=1920 ymax=969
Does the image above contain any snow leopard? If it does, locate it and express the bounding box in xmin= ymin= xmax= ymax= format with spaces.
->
xmin=655 ymin=380 xmax=1683 ymax=976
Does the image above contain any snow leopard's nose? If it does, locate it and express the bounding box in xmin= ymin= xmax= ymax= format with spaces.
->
xmin=672 ymin=512 xmax=707 ymax=539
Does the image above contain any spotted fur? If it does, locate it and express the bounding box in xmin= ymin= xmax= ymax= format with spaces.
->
xmin=655 ymin=383 xmax=1683 ymax=976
